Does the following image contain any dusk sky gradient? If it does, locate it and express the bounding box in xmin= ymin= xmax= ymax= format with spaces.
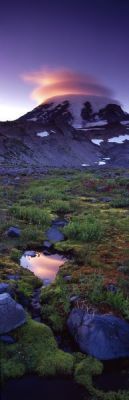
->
xmin=0 ymin=0 xmax=129 ymax=120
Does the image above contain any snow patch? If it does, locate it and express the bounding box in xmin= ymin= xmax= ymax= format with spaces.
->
xmin=81 ymin=163 xmax=90 ymax=167
xmin=28 ymin=117 xmax=37 ymax=121
xmin=91 ymin=139 xmax=104 ymax=146
xmin=121 ymin=121 xmax=129 ymax=126
xmin=98 ymin=161 xmax=106 ymax=165
xmin=37 ymin=131 xmax=49 ymax=137
xmin=108 ymin=135 xmax=129 ymax=144
xmin=86 ymin=120 xmax=107 ymax=128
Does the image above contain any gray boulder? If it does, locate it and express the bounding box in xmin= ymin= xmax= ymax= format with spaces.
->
xmin=67 ymin=308 xmax=129 ymax=360
xmin=7 ymin=226 xmax=21 ymax=237
xmin=0 ymin=293 xmax=26 ymax=334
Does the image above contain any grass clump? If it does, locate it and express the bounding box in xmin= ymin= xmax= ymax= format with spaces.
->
xmin=63 ymin=215 xmax=104 ymax=242
xmin=10 ymin=205 xmax=51 ymax=226
xmin=111 ymin=197 xmax=129 ymax=208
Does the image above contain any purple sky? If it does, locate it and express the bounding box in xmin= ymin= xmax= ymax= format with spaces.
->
xmin=0 ymin=0 xmax=129 ymax=120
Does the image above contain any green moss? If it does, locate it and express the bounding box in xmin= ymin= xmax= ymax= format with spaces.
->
xmin=10 ymin=248 xmax=21 ymax=262
xmin=1 ymin=318 xmax=74 ymax=384
xmin=74 ymin=357 xmax=129 ymax=400
xmin=40 ymin=277 xmax=71 ymax=332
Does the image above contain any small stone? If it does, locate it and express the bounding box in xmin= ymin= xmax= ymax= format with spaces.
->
xmin=70 ymin=295 xmax=79 ymax=303
xmin=64 ymin=275 xmax=72 ymax=282
xmin=7 ymin=226 xmax=21 ymax=238
xmin=100 ymin=197 xmax=112 ymax=203
xmin=105 ymin=283 xmax=117 ymax=293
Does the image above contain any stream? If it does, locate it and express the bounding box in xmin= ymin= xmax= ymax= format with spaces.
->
xmin=0 ymin=376 xmax=86 ymax=400
xmin=2 ymin=218 xmax=129 ymax=397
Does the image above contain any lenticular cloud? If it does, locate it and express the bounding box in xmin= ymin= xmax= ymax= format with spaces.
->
xmin=23 ymin=68 xmax=112 ymax=103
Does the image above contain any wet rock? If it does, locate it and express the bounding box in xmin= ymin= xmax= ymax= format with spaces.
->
xmin=7 ymin=226 xmax=21 ymax=238
xmin=67 ymin=308 xmax=129 ymax=360
xmin=0 ymin=283 xmax=10 ymax=294
xmin=0 ymin=293 xmax=26 ymax=334
xmin=46 ymin=226 xmax=64 ymax=243
xmin=45 ymin=219 xmax=67 ymax=244
xmin=43 ymin=240 xmax=52 ymax=249
xmin=0 ymin=334 xmax=16 ymax=344
xmin=24 ymin=250 xmax=36 ymax=257
xmin=43 ymin=249 xmax=51 ymax=256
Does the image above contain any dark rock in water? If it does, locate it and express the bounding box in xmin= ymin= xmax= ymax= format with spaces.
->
xmin=43 ymin=249 xmax=51 ymax=256
xmin=7 ymin=226 xmax=21 ymax=238
xmin=43 ymin=240 xmax=52 ymax=249
xmin=24 ymin=250 xmax=36 ymax=257
xmin=0 ymin=293 xmax=26 ymax=334
xmin=0 ymin=334 xmax=16 ymax=344
xmin=46 ymin=226 xmax=64 ymax=243
xmin=67 ymin=308 xmax=129 ymax=360
xmin=0 ymin=283 xmax=10 ymax=294
xmin=53 ymin=219 xmax=67 ymax=227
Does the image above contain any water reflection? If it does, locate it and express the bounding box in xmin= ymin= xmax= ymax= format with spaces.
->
xmin=20 ymin=252 xmax=66 ymax=283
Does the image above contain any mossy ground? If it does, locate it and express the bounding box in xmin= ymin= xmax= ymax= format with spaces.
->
xmin=1 ymin=168 xmax=129 ymax=399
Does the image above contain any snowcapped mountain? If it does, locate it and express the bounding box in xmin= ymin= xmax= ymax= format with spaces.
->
xmin=20 ymin=94 xmax=128 ymax=128
xmin=0 ymin=94 xmax=129 ymax=173
xmin=20 ymin=95 xmax=127 ymax=129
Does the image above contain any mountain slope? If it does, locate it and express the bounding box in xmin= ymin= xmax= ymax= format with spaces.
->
xmin=0 ymin=94 xmax=129 ymax=173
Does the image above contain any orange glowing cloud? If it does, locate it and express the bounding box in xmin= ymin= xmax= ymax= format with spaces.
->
xmin=22 ymin=69 xmax=112 ymax=103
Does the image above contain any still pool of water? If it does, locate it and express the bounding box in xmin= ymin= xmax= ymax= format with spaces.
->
xmin=20 ymin=252 xmax=66 ymax=283
xmin=0 ymin=376 xmax=85 ymax=400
